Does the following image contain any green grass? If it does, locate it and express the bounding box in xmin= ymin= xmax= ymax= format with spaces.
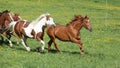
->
xmin=0 ymin=0 xmax=120 ymax=68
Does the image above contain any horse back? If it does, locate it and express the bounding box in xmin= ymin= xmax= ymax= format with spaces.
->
xmin=47 ymin=24 xmax=70 ymax=41
xmin=14 ymin=21 xmax=30 ymax=37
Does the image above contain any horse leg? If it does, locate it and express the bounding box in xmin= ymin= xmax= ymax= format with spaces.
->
xmin=36 ymin=36 xmax=45 ymax=52
xmin=40 ymin=40 xmax=45 ymax=52
xmin=78 ymin=42 xmax=84 ymax=56
xmin=0 ymin=35 xmax=4 ymax=44
xmin=1 ymin=33 xmax=13 ymax=47
xmin=48 ymin=39 xmax=53 ymax=51
xmin=70 ymin=38 xmax=84 ymax=55
xmin=48 ymin=38 xmax=60 ymax=52
xmin=21 ymin=37 xmax=30 ymax=51
xmin=6 ymin=34 xmax=13 ymax=47
xmin=11 ymin=32 xmax=19 ymax=45
xmin=52 ymin=38 xmax=61 ymax=52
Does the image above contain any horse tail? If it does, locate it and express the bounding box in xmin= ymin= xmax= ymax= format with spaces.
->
xmin=4 ymin=21 xmax=17 ymax=32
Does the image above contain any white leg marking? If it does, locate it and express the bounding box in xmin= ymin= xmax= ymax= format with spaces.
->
xmin=40 ymin=40 xmax=45 ymax=51
xmin=8 ymin=40 xmax=13 ymax=47
xmin=21 ymin=39 xmax=30 ymax=52
xmin=16 ymin=41 xmax=19 ymax=45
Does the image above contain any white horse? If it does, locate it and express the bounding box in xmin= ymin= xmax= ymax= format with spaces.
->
xmin=8 ymin=13 xmax=56 ymax=52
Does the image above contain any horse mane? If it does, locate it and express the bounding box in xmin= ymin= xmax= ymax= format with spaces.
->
xmin=30 ymin=13 xmax=50 ymax=26
xmin=66 ymin=15 xmax=84 ymax=26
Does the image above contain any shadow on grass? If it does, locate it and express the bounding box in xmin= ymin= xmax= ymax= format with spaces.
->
xmin=46 ymin=48 xmax=89 ymax=55
xmin=0 ymin=40 xmax=19 ymax=46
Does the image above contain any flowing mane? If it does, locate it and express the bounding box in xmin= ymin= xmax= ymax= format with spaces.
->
xmin=30 ymin=13 xmax=50 ymax=26
xmin=66 ymin=15 xmax=84 ymax=26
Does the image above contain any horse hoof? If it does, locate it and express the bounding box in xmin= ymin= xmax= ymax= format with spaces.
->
xmin=37 ymin=47 xmax=44 ymax=53
xmin=17 ymin=42 xmax=19 ymax=45
xmin=26 ymin=47 xmax=31 ymax=52
xmin=81 ymin=52 xmax=85 ymax=56
xmin=9 ymin=44 xmax=13 ymax=47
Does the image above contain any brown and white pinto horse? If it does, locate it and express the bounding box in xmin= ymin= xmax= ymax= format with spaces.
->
xmin=4 ymin=13 xmax=22 ymax=46
xmin=0 ymin=11 xmax=22 ymax=46
xmin=46 ymin=15 xmax=92 ymax=55
xmin=8 ymin=13 xmax=55 ymax=52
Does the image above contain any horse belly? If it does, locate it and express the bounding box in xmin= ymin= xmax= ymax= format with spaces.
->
xmin=24 ymin=27 xmax=33 ymax=38
xmin=55 ymin=29 xmax=69 ymax=41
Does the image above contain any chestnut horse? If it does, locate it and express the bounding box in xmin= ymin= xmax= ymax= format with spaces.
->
xmin=46 ymin=15 xmax=92 ymax=55
xmin=0 ymin=11 xmax=22 ymax=46
xmin=7 ymin=13 xmax=55 ymax=52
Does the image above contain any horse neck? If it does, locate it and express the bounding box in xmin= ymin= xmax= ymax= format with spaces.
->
xmin=0 ymin=15 xmax=9 ymax=28
xmin=71 ymin=20 xmax=83 ymax=31
xmin=31 ymin=17 xmax=46 ymax=27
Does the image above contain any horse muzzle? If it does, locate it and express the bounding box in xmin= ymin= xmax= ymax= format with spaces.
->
xmin=50 ymin=24 xmax=56 ymax=28
xmin=89 ymin=28 xmax=93 ymax=32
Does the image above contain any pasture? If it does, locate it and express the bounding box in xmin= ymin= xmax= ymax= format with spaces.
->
xmin=0 ymin=0 xmax=120 ymax=68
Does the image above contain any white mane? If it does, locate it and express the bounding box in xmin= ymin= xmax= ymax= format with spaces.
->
xmin=30 ymin=13 xmax=50 ymax=26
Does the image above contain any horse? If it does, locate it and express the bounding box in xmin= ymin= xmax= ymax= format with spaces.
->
xmin=1 ymin=13 xmax=22 ymax=46
xmin=0 ymin=10 xmax=22 ymax=46
xmin=0 ymin=10 xmax=12 ymax=44
xmin=7 ymin=13 xmax=56 ymax=52
xmin=0 ymin=10 xmax=12 ymax=30
xmin=46 ymin=15 xmax=92 ymax=55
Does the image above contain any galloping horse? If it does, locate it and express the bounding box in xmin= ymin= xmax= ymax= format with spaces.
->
xmin=0 ymin=10 xmax=22 ymax=46
xmin=46 ymin=15 xmax=92 ymax=55
xmin=0 ymin=10 xmax=12 ymax=44
xmin=8 ymin=13 xmax=55 ymax=52
xmin=3 ymin=13 xmax=22 ymax=46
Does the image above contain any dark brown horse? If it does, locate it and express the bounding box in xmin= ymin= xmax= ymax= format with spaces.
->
xmin=46 ymin=15 xmax=92 ymax=55
xmin=7 ymin=13 xmax=56 ymax=52
xmin=0 ymin=10 xmax=22 ymax=46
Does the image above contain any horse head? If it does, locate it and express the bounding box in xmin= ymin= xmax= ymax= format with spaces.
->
xmin=1 ymin=10 xmax=12 ymax=22
xmin=12 ymin=13 xmax=22 ymax=21
xmin=45 ymin=14 xmax=56 ymax=28
xmin=82 ymin=16 xmax=92 ymax=32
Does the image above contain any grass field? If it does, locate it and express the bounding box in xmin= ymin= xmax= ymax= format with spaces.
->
xmin=0 ymin=0 xmax=120 ymax=68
